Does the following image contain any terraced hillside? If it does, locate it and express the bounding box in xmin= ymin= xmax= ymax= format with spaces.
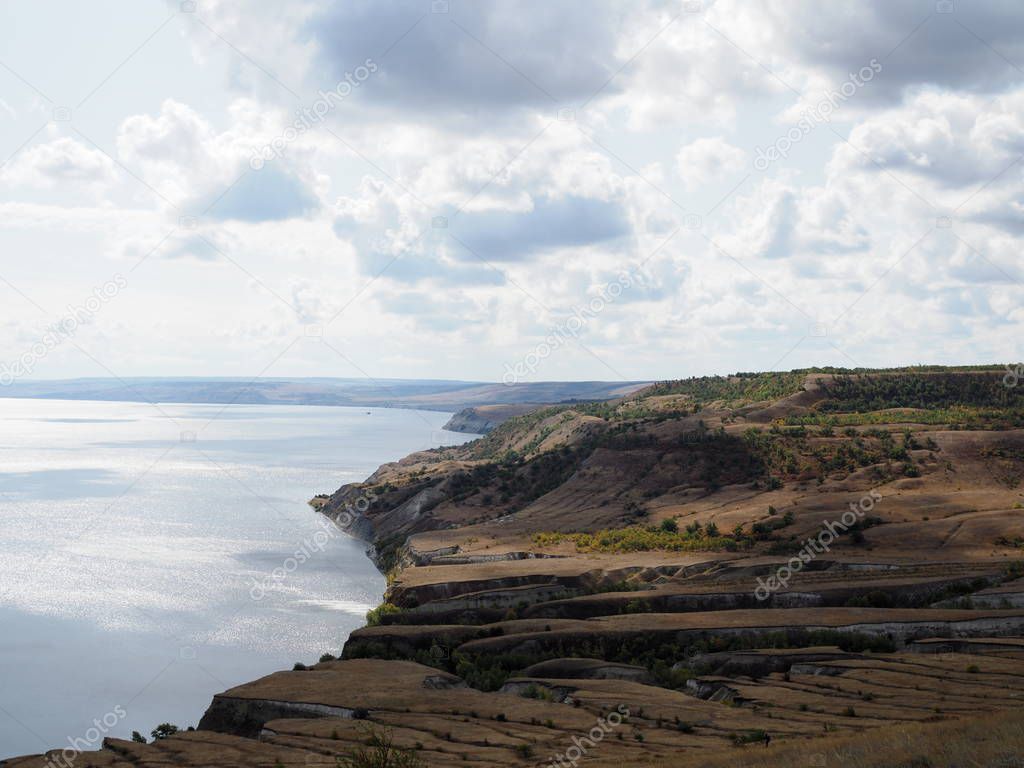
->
xmin=12 ymin=367 xmax=1024 ymax=767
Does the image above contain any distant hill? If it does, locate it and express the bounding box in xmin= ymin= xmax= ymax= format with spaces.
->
xmin=441 ymin=404 xmax=543 ymax=433
xmin=0 ymin=377 xmax=650 ymax=413
xmin=22 ymin=364 xmax=1024 ymax=767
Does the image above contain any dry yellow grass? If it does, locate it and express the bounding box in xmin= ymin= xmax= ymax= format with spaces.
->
xmin=18 ymin=373 xmax=1024 ymax=768
xmin=686 ymin=709 xmax=1024 ymax=768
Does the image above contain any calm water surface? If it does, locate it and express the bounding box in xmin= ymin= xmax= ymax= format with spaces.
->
xmin=0 ymin=398 xmax=473 ymax=758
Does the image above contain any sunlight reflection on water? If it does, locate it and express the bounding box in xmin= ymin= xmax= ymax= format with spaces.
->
xmin=0 ymin=398 xmax=472 ymax=758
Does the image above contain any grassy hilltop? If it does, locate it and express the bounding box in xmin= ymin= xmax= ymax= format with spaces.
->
xmin=14 ymin=366 xmax=1024 ymax=767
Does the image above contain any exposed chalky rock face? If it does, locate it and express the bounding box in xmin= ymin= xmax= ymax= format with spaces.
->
xmin=442 ymin=405 xmax=544 ymax=434
xmin=198 ymin=697 xmax=357 ymax=738
xmin=519 ymin=658 xmax=653 ymax=682
xmin=19 ymin=369 xmax=1024 ymax=766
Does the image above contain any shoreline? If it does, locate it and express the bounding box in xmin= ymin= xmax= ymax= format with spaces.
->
xmin=0 ymin=401 xmax=455 ymax=762
xmin=14 ymin=370 xmax=1024 ymax=766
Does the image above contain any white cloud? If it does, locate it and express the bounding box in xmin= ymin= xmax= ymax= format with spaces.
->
xmin=3 ymin=137 xmax=115 ymax=189
xmin=676 ymin=137 xmax=745 ymax=188
xmin=116 ymin=98 xmax=321 ymax=221
xmin=2 ymin=0 xmax=1024 ymax=381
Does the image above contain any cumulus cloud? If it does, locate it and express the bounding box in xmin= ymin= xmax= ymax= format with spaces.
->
xmin=302 ymin=1 xmax=628 ymax=117
xmin=763 ymin=0 xmax=1024 ymax=103
xmin=676 ymin=137 xmax=746 ymax=188
xmin=833 ymin=89 xmax=1022 ymax=187
xmin=117 ymin=228 xmax=236 ymax=263
xmin=824 ymin=86 xmax=1024 ymax=238
xmin=116 ymin=99 xmax=320 ymax=221
xmin=447 ymin=195 xmax=630 ymax=261
xmin=3 ymin=137 xmax=115 ymax=189
xmin=608 ymin=0 xmax=1024 ymax=130
xmin=329 ymin=121 xmax=634 ymax=285
xmin=4 ymin=0 xmax=1024 ymax=380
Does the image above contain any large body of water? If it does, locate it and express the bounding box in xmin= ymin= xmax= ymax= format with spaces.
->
xmin=0 ymin=398 xmax=473 ymax=758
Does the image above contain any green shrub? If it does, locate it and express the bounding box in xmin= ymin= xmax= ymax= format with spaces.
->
xmin=337 ymin=726 xmax=425 ymax=768
xmin=150 ymin=723 xmax=179 ymax=741
xmin=533 ymin=525 xmax=746 ymax=554
xmin=366 ymin=602 xmax=403 ymax=626
xmin=732 ymin=730 xmax=767 ymax=745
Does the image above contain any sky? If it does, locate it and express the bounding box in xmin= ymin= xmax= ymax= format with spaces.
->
xmin=0 ymin=0 xmax=1022 ymax=386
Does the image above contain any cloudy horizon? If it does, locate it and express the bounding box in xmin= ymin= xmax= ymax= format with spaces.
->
xmin=1 ymin=0 xmax=1022 ymax=386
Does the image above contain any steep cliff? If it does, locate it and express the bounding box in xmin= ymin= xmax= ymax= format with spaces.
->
xmin=15 ymin=367 xmax=1024 ymax=768
xmin=441 ymin=404 xmax=542 ymax=434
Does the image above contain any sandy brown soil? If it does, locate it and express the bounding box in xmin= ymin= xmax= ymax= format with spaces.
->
xmin=14 ymin=369 xmax=1024 ymax=767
